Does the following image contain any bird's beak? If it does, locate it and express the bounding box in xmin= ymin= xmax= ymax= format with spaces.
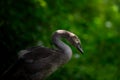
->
xmin=77 ymin=45 xmax=84 ymax=54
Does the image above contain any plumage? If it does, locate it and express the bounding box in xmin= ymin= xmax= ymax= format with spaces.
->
xmin=1 ymin=30 xmax=83 ymax=80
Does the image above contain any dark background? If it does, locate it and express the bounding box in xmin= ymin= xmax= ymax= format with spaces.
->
xmin=0 ymin=0 xmax=120 ymax=80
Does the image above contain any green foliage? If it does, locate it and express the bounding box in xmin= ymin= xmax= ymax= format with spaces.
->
xmin=0 ymin=0 xmax=120 ymax=79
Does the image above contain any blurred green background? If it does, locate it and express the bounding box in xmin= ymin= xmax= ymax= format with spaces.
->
xmin=0 ymin=0 xmax=120 ymax=80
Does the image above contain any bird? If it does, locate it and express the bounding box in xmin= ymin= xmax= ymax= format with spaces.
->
xmin=1 ymin=30 xmax=84 ymax=80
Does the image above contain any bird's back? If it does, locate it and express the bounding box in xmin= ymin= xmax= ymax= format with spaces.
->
xmin=18 ymin=46 xmax=68 ymax=80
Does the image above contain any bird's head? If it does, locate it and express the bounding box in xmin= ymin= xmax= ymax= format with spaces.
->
xmin=66 ymin=32 xmax=84 ymax=54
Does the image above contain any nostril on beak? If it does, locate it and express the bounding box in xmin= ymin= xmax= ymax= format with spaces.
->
xmin=77 ymin=45 xmax=84 ymax=54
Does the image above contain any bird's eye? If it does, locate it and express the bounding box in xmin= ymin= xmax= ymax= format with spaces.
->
xmin=75 ymin=39 xmax=79 ymax=43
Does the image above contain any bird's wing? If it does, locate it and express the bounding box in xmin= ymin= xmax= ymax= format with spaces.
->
xmin=20 ymin=46 xmax=59 ymax=61
xmin=18 ymin=46 xmax=62 ymax=73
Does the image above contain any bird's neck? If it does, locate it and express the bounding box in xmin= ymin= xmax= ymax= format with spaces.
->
xmin=52 ymin=32 xmax=72 ymax=60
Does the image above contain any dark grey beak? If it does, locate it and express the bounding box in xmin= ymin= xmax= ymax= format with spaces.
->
xmin=77 ymin=45 xmax=84 ymax=54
